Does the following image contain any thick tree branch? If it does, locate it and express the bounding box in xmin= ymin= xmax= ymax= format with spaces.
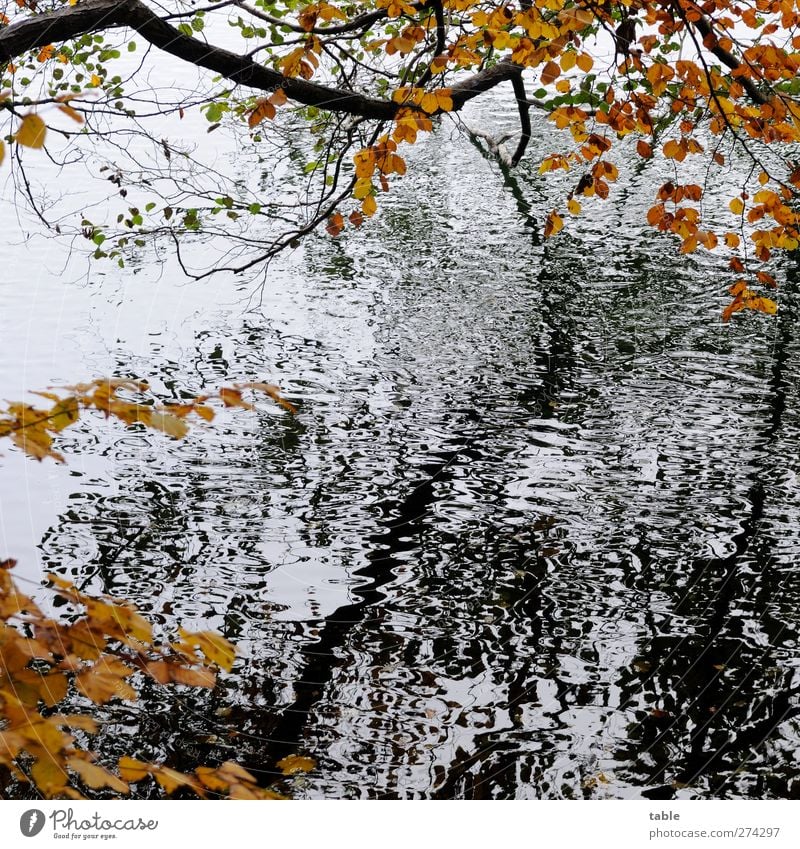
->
xmin=0 ymin=0 xmax=522 ymax=120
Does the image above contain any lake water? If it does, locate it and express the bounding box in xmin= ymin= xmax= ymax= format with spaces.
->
xmin=2 ymin=43 xmax=800 ymax=799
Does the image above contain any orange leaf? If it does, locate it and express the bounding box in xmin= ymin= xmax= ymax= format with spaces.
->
xmin=248 ymin=98 xmax=276 ymax=128
xmin=541 ymin=61 xmax=560 ymax=86
xmin=544 ymin=210 xmax=564 ymax=238
xmin=326 ymin=212 xmax=344 ymax=237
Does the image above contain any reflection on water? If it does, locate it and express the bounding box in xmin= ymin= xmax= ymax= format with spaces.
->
xmin=3 ymin=96 xmax=800 ymax=799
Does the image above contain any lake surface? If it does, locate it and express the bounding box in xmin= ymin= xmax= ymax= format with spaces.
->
xmin=2 ymin=58 xmax=800 ymax=799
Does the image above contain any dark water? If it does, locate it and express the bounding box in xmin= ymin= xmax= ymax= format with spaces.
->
xmin=3 ymin=97 xmax=800 ymax=799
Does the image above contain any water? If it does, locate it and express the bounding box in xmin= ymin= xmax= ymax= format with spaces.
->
xmin=2 ymin=74 xmax=800 ymax=799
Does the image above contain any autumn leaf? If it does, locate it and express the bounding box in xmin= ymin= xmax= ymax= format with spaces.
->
xmin=362 ymin=195 xmax=377 ymax=217
xmin=276 ymin=755 xmax=317 ymax=775
xmin=218 ymin=387 xmax=254 ymax=410
xmin=31 ymin=753 xmax=68 ymax=796
xmin=76 ymin=656 xmax=136 ymax=704
xmin=248 ymin=98 xmax=276 ymax=128
xmin=57 ymin=103 xmax=84 ymax=124
xmin=68 ymin=758 xmax=129 ymax=794
xmin=146 ymin=411 xmax=190 ymax=440
xmin=118 ymin=757 xmax=150 ymax=783
xmin=326 ymin=212 xmax=344 ymax=236
xmin=544 ymin=210 xmax=564 ymax=238
xmin=15 ymin=114 xmax=47 ymax=149
xmin=353 ymin=148 xmax=376 ymax=179
xmin=176 ymin=629 xmax=236 ymax=671
xmin=236 ymin=381 xmax=297 ymax=414
xmin=540 ymin=61 xmax=560 ymax=85
xmin=729 ymin=197 xmax=745 ymax=215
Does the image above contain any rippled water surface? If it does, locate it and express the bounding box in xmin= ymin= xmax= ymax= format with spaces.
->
xmin=2 ymin=85 xmax=800 ymax=799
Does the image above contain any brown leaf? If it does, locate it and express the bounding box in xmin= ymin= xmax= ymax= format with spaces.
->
xmin=236 ymin=382 xmax=297 ymax=414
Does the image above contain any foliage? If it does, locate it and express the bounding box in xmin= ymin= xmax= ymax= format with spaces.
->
xmin=1 ymin=1 xmax=799 ymax=316
xmin=0 ymin=558 xmax=294 ymax=798
xmin=0 ymin=378 xmax=304 ymax=798
xmin=0 ymin=378 xmax=296 ymax=463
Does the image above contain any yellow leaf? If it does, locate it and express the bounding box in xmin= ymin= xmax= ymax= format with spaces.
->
xmin=276 ymin=754 xmax=316 ymax=775
xmin=48 ymin=397 xmax=79 ymax=432
xmin=90 ymin=74 xmax=102 ymax=87
xmin=216 ymin=761 xmax=259 ymax=784
xmin=270 ymin=87 xmax=287 ymax=107
xmin=54 ymin=715 xmax=98 ymax=733
xmin=353 ymin=148 xmax=375 ymax=179
xmin=15 ymin=114 xmax=47 ymax=149
xmin=353 ymin=177 xmax=372 ymax=200
xmin=152 ymin=765 xmax=202 ymax=795
xmin=218 ymin=387 xmax=253 ymax=410
xmin=567 ymin=198 xmax=582 ymax=215
xmin=146 ymin=411 xmax=189 ymax=439
xmin=75 ymin=657 xmax=136 ymax=704
xmin=435 ymin=89 xmax=453 ymax=112
xmin=0 ymin=141 xmax=5 ymax=166
xmin=560 ymin=52 xmax=576 ymax=72
xmin=745 ymin=296 xmax=777 ymax=315
xmin=171 ymin=665 xmax=217 ymax=687
xmin=576 ymin=53 xmax=594 ymax=72
xmin=195 ymin=766 xmax=230 ymax=792
xmin=194 ymin=404 xmax=214 ymax=422
xmin=177 ymin=629 xmax=236 ymax=671
xmin=420 ymin=92 xmax=438 ymax=113
xmin=362 ymin=195 xmax=377 ymax=217
xmin=236 ymin=382 xmax=297 ymax=414
xmin=729 ymin=197 xmax=744 ymax=215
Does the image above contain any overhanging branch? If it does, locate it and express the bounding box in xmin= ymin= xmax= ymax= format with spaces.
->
xmin=0 ymin=0 xmax=522 ymax=120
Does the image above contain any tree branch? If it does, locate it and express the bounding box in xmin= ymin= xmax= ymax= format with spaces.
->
xmin=0 ymin=0 xmax=522 ymax=120
xmin=691 ymin=15 xmax=768 ymax=105
xmin=510 ymin=72 xmax=531 ymax=166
